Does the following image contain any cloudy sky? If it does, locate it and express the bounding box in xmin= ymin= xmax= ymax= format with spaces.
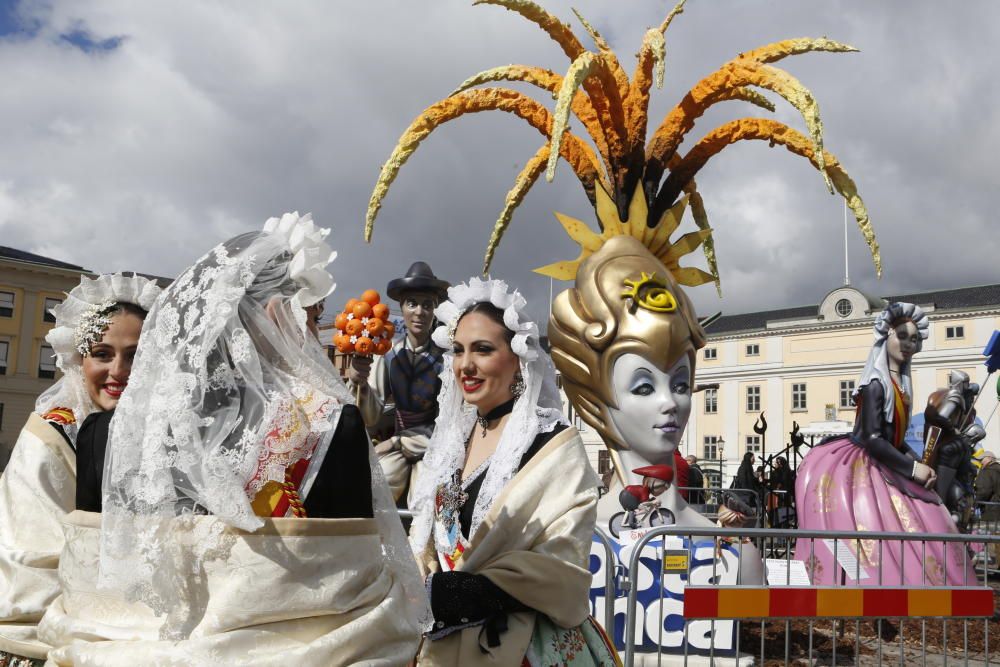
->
xmin=1 ymin=0 xmax=997 ymax=330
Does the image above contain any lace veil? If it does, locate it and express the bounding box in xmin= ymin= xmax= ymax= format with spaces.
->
xmin=98 ymin=212 xmax=429 ymax=635
xmin=36 ymin=273 xmax=162 ymax=441
xmin=409 ymin=277 xmax=566 ymax=555
xmin=856 ymin=301 xmax=929 ymax=423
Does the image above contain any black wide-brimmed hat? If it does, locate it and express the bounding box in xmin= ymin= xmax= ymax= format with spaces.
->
xmin=386 ymin=261 xmax=450 ymax=302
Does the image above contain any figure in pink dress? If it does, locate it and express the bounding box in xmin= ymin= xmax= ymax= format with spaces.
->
xmin=795 ymin=302 xmax=977 ymax=586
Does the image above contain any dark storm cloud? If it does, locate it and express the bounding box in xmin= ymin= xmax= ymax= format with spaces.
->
xmin=1 ymin=0 xmax=997 ymax=332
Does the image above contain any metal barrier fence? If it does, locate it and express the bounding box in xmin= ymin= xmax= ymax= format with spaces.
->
xmin=398 ymin=507 xmax=999 ymax=664
xmin=972 ymin=500 xmax=1000 ymax=533
xmin=620 ymin=526 xmax=1000 ymax=666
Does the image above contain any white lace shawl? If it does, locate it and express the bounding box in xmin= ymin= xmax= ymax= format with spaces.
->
xmin=35 ymin=273 xmax=162 ymax=441
xmin=409 ymin=277 xmax=566 ymax=557
xmin=97 ymin=212 xmax=430 ymax=636
xmin=855 ymin=301 xmax=929 ymax=423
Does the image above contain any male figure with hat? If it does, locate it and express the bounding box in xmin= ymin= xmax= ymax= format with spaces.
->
xmin=348 ymin=261 xmax=449 ymax=506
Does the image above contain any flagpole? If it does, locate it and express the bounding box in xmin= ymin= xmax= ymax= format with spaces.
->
xmin=843 ymin=199 xmax=850 ymax=286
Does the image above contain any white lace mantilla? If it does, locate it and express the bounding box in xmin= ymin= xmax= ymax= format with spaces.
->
xmin=98 ymin=213 xmax=431 ymax=637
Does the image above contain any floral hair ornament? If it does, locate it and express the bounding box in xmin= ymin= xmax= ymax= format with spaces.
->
xmin=46 ymin=274 xmax=163 ymax=371
xmin=73 ymin=299 xmax=119 ymax=357
xmin=432 ymin=276 xmax=539 ymax=363
xmin=262 ymin=212 xmax=338 ymax=308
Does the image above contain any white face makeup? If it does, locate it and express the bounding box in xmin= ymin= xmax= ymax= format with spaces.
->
xmin=608 ymin=352 xmax=692 ymax=466
xmin=886 ymin=320 xmax=919 ymax=368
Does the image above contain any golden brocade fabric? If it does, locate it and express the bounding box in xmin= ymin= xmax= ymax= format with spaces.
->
xmin=813 ymin=472 xmax=833 ymax=514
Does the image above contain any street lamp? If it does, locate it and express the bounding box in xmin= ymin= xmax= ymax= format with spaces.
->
xmin=716 ymin=438 xmax=726 ymax=490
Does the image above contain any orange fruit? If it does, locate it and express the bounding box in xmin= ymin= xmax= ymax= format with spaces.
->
xmin=383 ymin=322 xmax=396 ymax=338
xmin=344 ymin=298 xmax=359 ymax=313
xmin=366 ymin=318 xmax=385 ymax=336
xmin=334 ymin=312 xmax=349 ymax=331
xmin=335 ymin=336 xmax=354 ymax=354
xmin=355 ymin=336 xmax=374 ymax=355
xmin=372 ymin=303 xmax=389 ymax=320
xmin=345 ymin=319 xmax=364 ymax=336
xmin=352 ymin=301 xmax=372 ymax=319
xmin=361 ymin=289 xmax=380 ymax=306
xmin=374 ymin=338 xmax=392 ymax=355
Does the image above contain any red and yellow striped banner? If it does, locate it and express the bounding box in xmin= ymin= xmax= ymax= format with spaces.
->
xmin=684 ymin=587 xmax=994 ymax=619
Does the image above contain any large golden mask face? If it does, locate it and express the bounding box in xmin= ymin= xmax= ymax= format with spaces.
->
xmin=548 ymin=236 xmax=705 ymax=452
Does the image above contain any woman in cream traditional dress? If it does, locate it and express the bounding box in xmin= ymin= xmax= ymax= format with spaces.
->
xmin=0 ymin=274 xmax=161 ymax=667
xmin=409 ymin=277 xmax=618 ymax=666
xmin=36 ymin=213 xmax=428 ymax=666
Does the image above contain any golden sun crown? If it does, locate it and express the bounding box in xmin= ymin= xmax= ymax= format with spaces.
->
xmin=537 ymin=183 xmax=712 ymax=288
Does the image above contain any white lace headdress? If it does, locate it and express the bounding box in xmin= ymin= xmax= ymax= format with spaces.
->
xmin=35 ymin=273 xmax=162 ymax=439
xmin=856 ymin=301 xmax=929 ymax=423
xmin=409 ymin=277 xmax=566 ymax=555
xmin=98 ymin=212 xmax=429 ymax=635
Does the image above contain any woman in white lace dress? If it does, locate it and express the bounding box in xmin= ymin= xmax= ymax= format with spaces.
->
xmin=409 ymin=277 xmax=618 ymax=666
xmin=37 ymin=213 xmax=428 ymax=666
xmin=0 ymin=274 xmax=161 ymax=666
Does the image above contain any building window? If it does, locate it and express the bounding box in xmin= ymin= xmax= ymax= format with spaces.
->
xmin=792 ymin=382 xmax=808 ymax=411
xmin=38 ymin=344 xmax=57 ymax=379
xmin=703 ymin=435 xmax=720 ymax=461
xmin=746 ymin=435 xmax=762 ymax=455
xmin=0 ymin=341 xmax=7 ymax=376
xmin=745 ymin=343 xmax=760 ymax=357
xmin=703 ymin=347 xmax=717 ymax=360
xmin=946 ymin=325 xmax=965 ymax=340
xmin=704 ymin=387 xmax=718 ymax=414
xmin=746 ymin=385 xmax=760 ymax=412
xmin=0 ymin=291 xmax=13 ymax=318
xmin=839 ymin=380 xmax=856 ymax=409
xmin=835 ymin=298 xmax=853 ymax=318
xmin=42 ymin=297 xmax=61 ymax=323
xmin=597 ymin=450 xmax=612 ymax=476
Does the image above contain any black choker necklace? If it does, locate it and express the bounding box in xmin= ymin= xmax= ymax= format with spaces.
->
xmin=475 ymin=397 xmax=517 ymax=437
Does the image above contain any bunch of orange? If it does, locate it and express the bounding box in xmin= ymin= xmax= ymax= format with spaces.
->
xmin=332 ymin=289 xmax=395 ymax=356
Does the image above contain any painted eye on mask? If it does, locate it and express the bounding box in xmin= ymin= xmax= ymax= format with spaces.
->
xmin=631 ymin=382 xmax=654 ymax=397
xmin=621 ymin=272 xmax=677 ymax=313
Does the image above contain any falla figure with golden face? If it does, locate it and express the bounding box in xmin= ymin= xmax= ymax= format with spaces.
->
xmin=543 ymin=188 xmax=760 ymax=541
xmin=365 ymin=0 xmax=886 ymax=606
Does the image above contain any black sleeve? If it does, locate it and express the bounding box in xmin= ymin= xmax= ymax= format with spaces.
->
xmin=428 ymin=570 xmax=530 ymax=632
xmin=75 ymin=410 xmax=115 ymax=512
xmin=302 ymin=405 xmax=373 ymax=519
xmin=855 ymin=382 xmax=916 ymax=479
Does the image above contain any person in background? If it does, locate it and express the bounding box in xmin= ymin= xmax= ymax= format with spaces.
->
xmin=732 ymin=451 xmax=765 ymax=513
xmin=768 ymin=456 xmax=795 ymax=527
xmin=975 ymin=451 xmax=1000 ymax=530
xmin=685 ymin=454 xmax=706 ymax=504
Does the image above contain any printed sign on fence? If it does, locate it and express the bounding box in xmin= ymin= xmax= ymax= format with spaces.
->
xmin=589 ymin=534 xmax=741 ymax=656
xmin=822 ymin=538 xmax=871 ymax=580
xmin=765 ymin=559 xmax=811 ymax=586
